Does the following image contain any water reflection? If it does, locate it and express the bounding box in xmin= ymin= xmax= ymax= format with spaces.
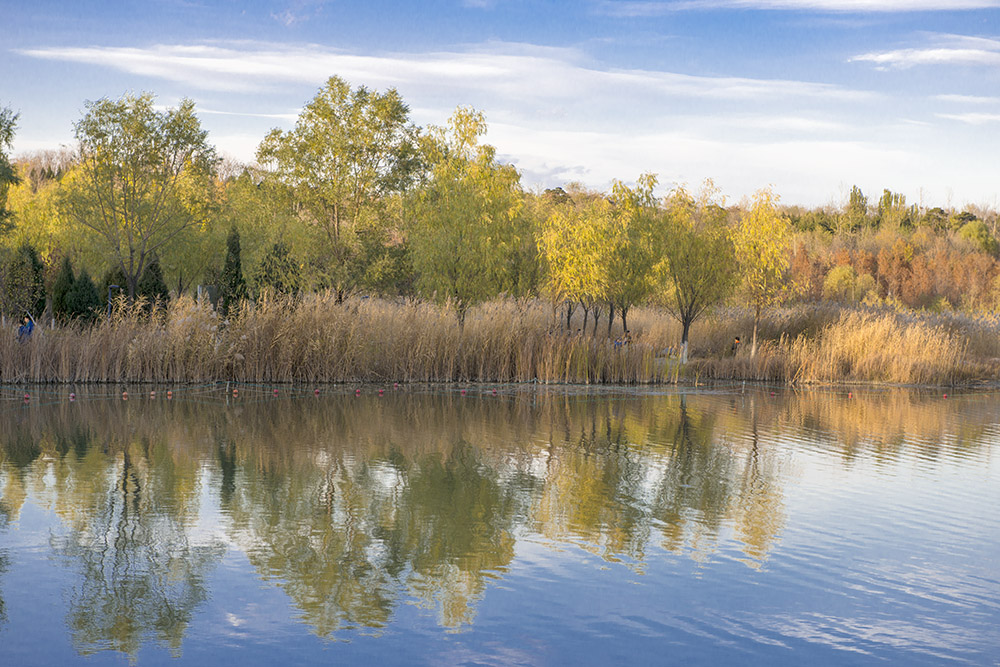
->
xmin=0 ymin=386 xmax=995 ymax=659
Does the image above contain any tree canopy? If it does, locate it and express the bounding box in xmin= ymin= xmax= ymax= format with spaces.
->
xmin=60 ymin=93 xmax=217 ymax=298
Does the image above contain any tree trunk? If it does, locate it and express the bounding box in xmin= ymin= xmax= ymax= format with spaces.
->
xmin=565 ymin=301 xmax=575 ymax=332
xmin=607 ymin=302 xmax=615 ymax=338
xmin=580 ymin=302 xmax=589 ymax=334
xmin=751 ymin=304 xmax=760 ymax=359
xmin=620 ymin=305 xmax=629 ymax=338
xmin=592 ymin=305 xmax=602 ymax=337
xmin=681 ymin=318 xmax=691 ymax=364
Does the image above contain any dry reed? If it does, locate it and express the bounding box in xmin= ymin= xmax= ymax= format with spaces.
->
xmin=0 ymin=295 xmax=994 ymax=386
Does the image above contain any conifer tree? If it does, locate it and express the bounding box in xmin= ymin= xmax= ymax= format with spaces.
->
xmin=219 ymin=226 xmax=246 ymax=315
xmin=52 ymin=256 xmax=76 ymax=321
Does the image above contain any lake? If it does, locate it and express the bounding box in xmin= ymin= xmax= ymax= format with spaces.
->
xmin=0 ymin=384 xmax=998 ymax=665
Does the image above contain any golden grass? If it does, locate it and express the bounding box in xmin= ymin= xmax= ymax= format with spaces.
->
xmin=0 ymin=295 xmax=994 ymax=385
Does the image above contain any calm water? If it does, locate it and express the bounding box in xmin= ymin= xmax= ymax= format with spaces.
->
xmin=0 ymin=384 xmax=997 ymax=666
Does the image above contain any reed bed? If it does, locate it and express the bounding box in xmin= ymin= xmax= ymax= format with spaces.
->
xmin=0 ymin=295 xmax=995 ymax=386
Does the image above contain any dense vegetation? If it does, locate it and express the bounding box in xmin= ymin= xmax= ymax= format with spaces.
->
xmin=2 ymin=78 xmax=999 ymax=385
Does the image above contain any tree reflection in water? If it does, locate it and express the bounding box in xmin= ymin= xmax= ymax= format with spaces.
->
xmin=0 ymin=386 xmax=990 ymax=655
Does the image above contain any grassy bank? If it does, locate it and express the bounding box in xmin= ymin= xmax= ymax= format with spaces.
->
xmin=0 ymin=294 xmax=997 ymax=385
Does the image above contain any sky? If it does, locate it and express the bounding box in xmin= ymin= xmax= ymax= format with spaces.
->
xmin=2 ymin=0 xmax=999 ymax=208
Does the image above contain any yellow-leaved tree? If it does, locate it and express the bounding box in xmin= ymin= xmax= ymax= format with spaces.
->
xmin=538 ymin=195 xmax=612 ymax=334
xmin=732 ymin=187 xmax=792 ymax=358
xmin=659 ymin=181 xmax=737 ymax=363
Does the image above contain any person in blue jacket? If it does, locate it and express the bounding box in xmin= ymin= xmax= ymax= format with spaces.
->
xmin=17 ymin=315 xmax=34 ymax=342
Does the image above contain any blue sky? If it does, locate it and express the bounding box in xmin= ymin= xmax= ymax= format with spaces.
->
xmin=3 ymin=0 xmax=999 ymax=207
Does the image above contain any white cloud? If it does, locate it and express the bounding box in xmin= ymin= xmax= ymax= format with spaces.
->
xmin=600 ymin=0 xmax=1000 ymax=15
xmin=17 ymin=41 xmax=872 ymax=104
xmin=937 ymin=112 xmax=1000 ymax=124
xmin=935 ymin=94 xmax=1000 ymax=104
xmin=852 ymin=34 xmax=1000 ymax=68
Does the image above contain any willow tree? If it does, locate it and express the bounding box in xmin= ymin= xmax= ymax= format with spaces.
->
xmin=256 ymin=76 xmax=421 ymax=301
xmin=732 ymin=187 xmax=793 ymax=358
xmin=604 ymin=174 xmax=661 ymax=335
xmin=659 ymin=183 xmax=737 ymax=363
xmin=409 ymin=107 xmax=523 ymax=328
xmin=61 ymin=93 xmax=218 ymax=299
xmin=538 ymin=196 xmax=612 ymax=333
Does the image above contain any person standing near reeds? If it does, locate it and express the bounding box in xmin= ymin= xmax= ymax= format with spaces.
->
xmin=17 ymin=315 xmax=33 ymax=342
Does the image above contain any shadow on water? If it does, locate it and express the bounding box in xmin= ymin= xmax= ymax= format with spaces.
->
xmin=0 ymin=385 xmax=996 ymax=659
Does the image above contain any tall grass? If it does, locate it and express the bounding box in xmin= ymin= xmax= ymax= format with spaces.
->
xmin=0 ymin=295 xmax=993 ymax=385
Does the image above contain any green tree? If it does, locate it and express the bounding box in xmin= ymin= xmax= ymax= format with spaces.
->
xmin=255 ymin=242 xmax=300 ymax=296
xmin=409 ymin=107 xmax=523 ymax=328
xmin=0 ymin=107 xmax=19 ymax=235
xmin=842 ymin=185 xmax=869 ymax=232
xmin=65 ymin=268 xmax=100 ymax=321
xmin=1 ymin=243 xmax=46 ymax=318
xmin=876 ymin=189 xmax=912 ymax=230
xmin=732 ymin=187 xmax=793 ymax=358
xmin=257 ymin=76 xmax=421 ymax=301
xmin=137 ymin=257 xmax=169 ymax=304
xmin=958 ymin=219 xmax=999 ymax=255
xmin=659 ymin=182 xmax=738 ymax=363
xmin=61 ymin=93 xmax=218 ymax=299
xmin=539 ymin=195 xmax=612 ymax=333
xmin=51 ymin=256 xmax=76 ymax=320
xmin=605 ymin=174 xmax=661 ymax=335
xmin=218 ymin=226 xmax=246 ymax=315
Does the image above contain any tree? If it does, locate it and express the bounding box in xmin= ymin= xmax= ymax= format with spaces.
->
xmin=61 ymin=93 xmax=217 ymax=299
xmin=732 ymin=187 xmax=793 ymax=358
xmin=409 ymin=107 xmax=523 ymax=328
xmin=218 ymin=226 xmax=246 ymax=315
xmin=65 ymin=269 xmax=100 ymax=321
xmin=256 ymin=76 xmax=421 ymax=302
xmin=255 ymin=242 xmax=300 ymax=296
xmin=876 ymin=189 xmax=912 ymax=230
xmin=604 ymin=174 xmax=661 ymax=335
xmin=137 ymin=257 xmax=169 ymax=305
xmin=659 ymin=183 xmax=738 ymax=363
xmin=1 ymin=243 xmax=46 ymax=318
xmin=958 ymin=219 xmax=999 ymax=255
xmin=0 ymin=107 xmax=19 ymax=235
xmin=539 ymin=195 xmax=611 ymax=333
xmin=52 ymin=256 xmax=76 ymax=321
xmin=842 ymin=185 xmax=869 ymax=232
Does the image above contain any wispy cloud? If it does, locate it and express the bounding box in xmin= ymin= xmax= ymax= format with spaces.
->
xmin=852 ymin=34 xmax=1000 ymax=68
xmin=17 ymin=40 xmax=873 ymax=104
xmin=937 ymin=112 xmax=1000 ymax=124
xmin=600 ymin=0 xmax=1000 ymax=16
xmin=935 ymin=94 xmax=1000 ymax=104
